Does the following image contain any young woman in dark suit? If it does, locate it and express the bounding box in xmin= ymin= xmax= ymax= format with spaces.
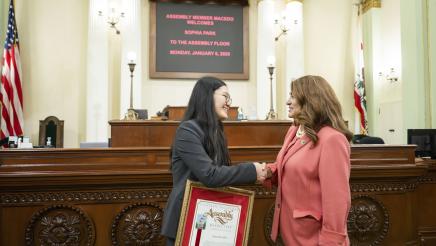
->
xmin=161 ymin=76 xmax=266 ymax=245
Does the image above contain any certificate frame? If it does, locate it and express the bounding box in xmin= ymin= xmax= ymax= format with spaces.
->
xmin=175 ymin=180 xmax=255 ymax=246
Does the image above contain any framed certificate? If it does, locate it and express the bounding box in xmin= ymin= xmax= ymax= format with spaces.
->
xmin=175 ymin=180 xmax=255 ymax=246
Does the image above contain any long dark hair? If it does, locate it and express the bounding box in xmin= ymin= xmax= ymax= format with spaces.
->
xmin=179 ymin=76 xmax=231 ymax=166
xmin=291 ymin=75 xmax=353 ymax=144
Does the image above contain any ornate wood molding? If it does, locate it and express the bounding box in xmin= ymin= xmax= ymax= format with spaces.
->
xmin=351 ymin=181 xmax=418 ymax=193
xmin=263 ymin=203 xmax=284 ymax=246
xmin=418 ymin=172 xmax=436 ymax=183
xmin=1 ymin=179 xmax=426 ymax=207
xmin=25 ymin=204 xmax=95 ymax=246
xmin=246 ymin=185 xmax=277 ymax=197
xmin=0 ymin=186 xmax=277 ymax=206
xmin=362 ymin=0 xmax=381 ymax=14
xmin=415 ymin=227 xmax=436 ymax=245
xmin=263 ymin=195 xmax=389 ymax=245
xmin=1 ymin=189 xmax=172 ymax=205
xmin=263 ymin=203 xmax=274 ymax=245
xmin=285 ymin=0 xmax=303 ymax=4
xmin=348 ymin=195 xmax=389 ymax=245
xmin=1 ymin=146 xmax=435 ymax=245
xmin=112 ymin=202 xmax=164 ymax=245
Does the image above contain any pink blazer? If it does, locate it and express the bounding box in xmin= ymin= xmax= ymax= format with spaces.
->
xmin=266 ymin=125 xmax=351 ymax=245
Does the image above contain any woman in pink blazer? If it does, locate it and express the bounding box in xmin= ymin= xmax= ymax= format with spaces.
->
xmin=265 ymin=75 xmax=353 ymax=245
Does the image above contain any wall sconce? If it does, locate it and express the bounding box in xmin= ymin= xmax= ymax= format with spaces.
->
xmin=379 ymin=68 xmax=399 ymax=83
xmin=274 ymin=15 xmax=289 ymax=41
xmin=98 ymin=4 xmax=124 ymax=35
xmin=386 ymin=68 xmax=399 ymax=82
xmin=274 ymin=1 xmax=303 ymax=42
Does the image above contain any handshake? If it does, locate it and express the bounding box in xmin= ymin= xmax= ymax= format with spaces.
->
xmin=254 ymin=162 xmax=271 ymax=182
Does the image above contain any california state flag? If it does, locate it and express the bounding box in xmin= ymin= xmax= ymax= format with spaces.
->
xmin=353 ymin=6 xmax=368 ymax=135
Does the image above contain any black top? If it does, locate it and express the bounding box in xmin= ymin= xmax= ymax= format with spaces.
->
xmin=160 ymin=120 xmax=257 ymax=239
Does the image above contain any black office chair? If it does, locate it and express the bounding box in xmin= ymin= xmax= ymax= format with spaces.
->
xmin=353 ymin=134 xmax=385 ymax=144
xmin=134 ymin=109 xmax=148 ymax=120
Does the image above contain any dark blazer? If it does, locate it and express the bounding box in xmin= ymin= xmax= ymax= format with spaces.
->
xmin=160 ymin=120 xmax=257 ymax=239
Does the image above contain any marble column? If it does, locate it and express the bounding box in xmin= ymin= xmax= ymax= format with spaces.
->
xmin=256 ymin=0 xmax=276 ymax=119
xmin=283 ymin=0 xmax=304 ymax=119
xmin=86 ymin=0 xmax=109 ymax=142
xmin=119 ymin=0 xmax=142 ymax=119
xmin=400 ymin=0 xmax=433 ymax=134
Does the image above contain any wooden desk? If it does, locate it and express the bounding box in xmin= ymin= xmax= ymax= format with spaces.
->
xmin=1 ymin=146 xmax=436 ymax=245
xmin=162 ymin=106 xmax=239 ymax=120
xmin=109 ymin=120 xmax=293 ymax=147
xmin=2 ymin=119 xmax=436 ymax=245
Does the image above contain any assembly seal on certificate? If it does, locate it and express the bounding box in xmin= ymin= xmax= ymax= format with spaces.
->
xmin=175 ymin=180 xmax=255 ymax=246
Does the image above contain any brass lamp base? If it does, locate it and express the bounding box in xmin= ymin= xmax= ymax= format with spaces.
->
xmin=124 ymin=108 xmax=138 ymax=120
xmin=266 ymin=110 xmax=277 ymax=120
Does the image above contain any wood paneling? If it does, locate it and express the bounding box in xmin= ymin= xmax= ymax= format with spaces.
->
xmin=2 ymin=120 xmax=436 ymax=245
xmin=1 ymin=148 xmax=436 ymax=245
xmin=162 ymin=106 xmax=239 ymax=121
xmin=109 ymin=120 xmax=293 ymax=147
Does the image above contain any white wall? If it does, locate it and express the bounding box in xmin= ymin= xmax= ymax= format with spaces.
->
xmin=16 ymin=0 xmax=88 ymax=148
xmin=378 ymin=0 xmax=402 ymax=103
xmin=0 ymin=0 xmax=8 ymax=42
xmin=303 ymin=0 xmax=355 ymax=128
xmin=376 ymin=0 xmax=403 ymax=143
xmin=429 ymin=0 xmax=436 ymax=128
xmin=14 ymin=0 xmax=365 ymax=147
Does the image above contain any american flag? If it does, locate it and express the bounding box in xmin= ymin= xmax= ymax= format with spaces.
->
xmin=1 ymin=0 xmax=23 ymax=140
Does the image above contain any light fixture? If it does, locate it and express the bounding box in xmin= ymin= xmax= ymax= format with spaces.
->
xmin=98 ymin=4 xmax=124 ymax=35
xmin=386 ymin=68 xmax=399 ymax=82
xmin=124 ymin=52 xmax=138 ymax=120
xmin=274 ymin=1 xmax=303 ymax=42
xmin=378 ymin=68 xmax=399 ymax=83
xmin=266 ymin=56 xmax=277 ymax=120
xmin=274 ymin=14 xmax=289 ymax=41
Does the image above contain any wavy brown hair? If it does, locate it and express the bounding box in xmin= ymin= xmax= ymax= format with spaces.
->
xmin=291 ymin=75 xmax=353 ymax=144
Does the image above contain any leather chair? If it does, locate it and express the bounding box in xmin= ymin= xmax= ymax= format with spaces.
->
xmin=353 ymin=134 xmax=385 ymax=144
xmin=39 ymin=116 xmax=64 ymax=148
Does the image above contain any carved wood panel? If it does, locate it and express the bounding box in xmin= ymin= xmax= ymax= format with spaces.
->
xmin=25 ymin=205 xmax=95 ymax=246
xmin=1 ymin=147 xmax=435 ymax=245
xmin=112 ymin=202 xmax=164 ymax=245
xmin=348 ymin=195 xmax=389 ymax=246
